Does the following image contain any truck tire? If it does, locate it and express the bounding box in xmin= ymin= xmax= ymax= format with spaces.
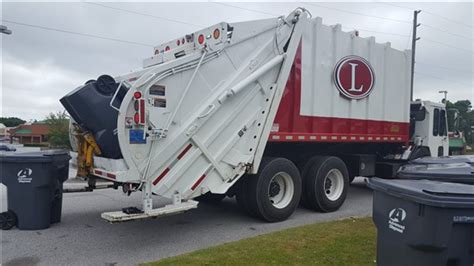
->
xmin=300 ymin=156 xmax=349 ymax=212
xmin=237 ymin=157 xmax=302 ymax=222
xmin=195 ymin=192 xmax=226 ymax=203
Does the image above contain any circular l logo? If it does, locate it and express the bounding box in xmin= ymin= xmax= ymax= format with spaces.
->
xmin=334 ymin=56 xmax=375 ymax=99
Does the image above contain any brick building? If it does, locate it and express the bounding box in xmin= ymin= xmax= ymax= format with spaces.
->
xmin=10 ymin=123 xmax=49 ymax=144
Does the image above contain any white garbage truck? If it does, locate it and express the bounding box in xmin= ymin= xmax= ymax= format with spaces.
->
xmin=61 ymin=9 xmax=448 ymax=223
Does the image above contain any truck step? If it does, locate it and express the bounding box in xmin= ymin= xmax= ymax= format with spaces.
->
xmin=101 ymin=200 xmax=198 ymax=223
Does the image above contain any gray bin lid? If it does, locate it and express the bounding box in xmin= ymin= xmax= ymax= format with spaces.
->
xmin=366 ymin=178 xmax=474 ymax=208
xmin=0 ymin=150 xmax=70 ymax=163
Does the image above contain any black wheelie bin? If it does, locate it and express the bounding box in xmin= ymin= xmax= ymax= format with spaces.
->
xmin=367 ymin=177 xmax=474 ymax=266
xmin=0 ymin=150 xmax=70 ymax=230
xmin=398 ymin=156 xmax=474 ymax=185
xmin=60 ymin=74 xmax=128 ymax=159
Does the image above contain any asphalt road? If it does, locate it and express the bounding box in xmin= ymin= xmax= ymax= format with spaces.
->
xmin=1 ymin=177 xmax=372 ymax=265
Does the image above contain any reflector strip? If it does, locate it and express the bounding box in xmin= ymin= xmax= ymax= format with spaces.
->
xmin=139 ymin=99 xmax=145 ymax=124
xmin=94 ymin=169 xmax=116 ymax=180
xmin=191 ymin=174 xmax=207 ymax=190
xmin=268 ymin=133 xmax=407 ymax=142
xmin=152 ymin=143 xmax=193 ymax=186
xmin=177 ymin=143 xmax=193 ymax=160
xmin=153 ymin=167 xmax=170 ymax=185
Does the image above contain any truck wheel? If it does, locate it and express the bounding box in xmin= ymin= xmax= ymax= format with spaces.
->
xmin=235 ymin=176 xmax=258 ymax=218
xmin=237 ymin=157 xmax=302 ymax=222
xmin=195 ymin=192 xmax=226 ymax=203
xmin=301 ymin=156 xmax=349 ymax=212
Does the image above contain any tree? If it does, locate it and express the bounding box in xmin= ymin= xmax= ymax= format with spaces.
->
xmin=45 ymin=111 xmax=71 ymax=149
xmin=446 ymin=100 xmax=473 ymax=145
xmin=0 ymin=117 xmax=26 ymax=127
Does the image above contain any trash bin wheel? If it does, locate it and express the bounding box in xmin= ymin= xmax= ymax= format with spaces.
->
xmin=300 ymin=156 xmax=349 ymax=212
xmin=236 ymin=157 xmax=302 ymax=222
xmin=0 ymin=211 xmax=17 ymax=230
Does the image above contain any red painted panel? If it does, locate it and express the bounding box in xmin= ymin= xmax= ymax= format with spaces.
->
xmin=271 ymin=42 xmax=409 ymax=143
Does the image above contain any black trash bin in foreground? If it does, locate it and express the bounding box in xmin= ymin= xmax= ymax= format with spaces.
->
xmin=367 ymin=178 xmax=474 ymax=266
xmin=398 ymin=156 xmax=474 ymax=185
xmin=0 ymin=150 xmax=70 ymax=230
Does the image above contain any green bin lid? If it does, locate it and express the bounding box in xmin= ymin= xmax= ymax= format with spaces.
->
xmin=449 ymin=138 xmax=465 ymax=148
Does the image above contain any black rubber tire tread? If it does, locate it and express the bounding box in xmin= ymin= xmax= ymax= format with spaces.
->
xmin=242 ymin=157 xmax=302 ymax=222
xmin=236 ymin=175 xmax=259 ymax=218
xmin=195 ymin=192 xmax=226 ymax=203
xmin=301 ymin=156 xmax=349 ymax=212
xmin=296 ymin=157 xmax=313 ymax=208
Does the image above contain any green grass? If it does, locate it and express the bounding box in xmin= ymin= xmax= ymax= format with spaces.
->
xmin=148 ymin=217 xmax=376 ymax=265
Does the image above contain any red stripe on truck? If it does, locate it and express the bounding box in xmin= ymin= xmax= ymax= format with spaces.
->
xmin=153 ymin=167 xmax=170 ymax=185
xmin=191 ymin=174 xmax=206 ymax=190
xmin=152 ymin=144 xmax=194 ymax=187
xmin=177 ymin=144 xmax=193 ymax=160
xmin=139 ymin=99 xmax=145 ymax=124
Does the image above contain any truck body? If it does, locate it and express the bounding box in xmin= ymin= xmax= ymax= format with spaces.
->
xmin=62 ymin=9 xmax=448 ymax=223
xmin=271 ymin=18 xmax=410 ymax=144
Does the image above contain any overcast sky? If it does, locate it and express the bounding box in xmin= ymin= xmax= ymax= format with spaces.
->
xmin=1 ymin=1 xmax=473 ymax=121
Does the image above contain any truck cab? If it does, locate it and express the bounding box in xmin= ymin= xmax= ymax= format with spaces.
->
xmin=410 ymin=100 xmax=449 ymax=157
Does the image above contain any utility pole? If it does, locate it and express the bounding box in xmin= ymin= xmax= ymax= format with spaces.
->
xmin=410 ymin=10 xmax=421 ymax=102
xmin=0 ymin=25 xmax=12 ymax=35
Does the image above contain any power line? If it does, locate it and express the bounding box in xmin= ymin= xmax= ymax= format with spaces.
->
xmin=415 ymin=71 xmax=473 ymax=88
xmin=378 ymin=2 xmax=413 ymax=11
xmin=380 ymin=3 xmax=473 ymax=40
xmin=306 ymin=2 xmax=411 ymax=24
xmin=422 ymin=9 xmax=473 ymax=30
xmin=1 ymin=19 xmax=154 ymax=47
xmin=421 ymin=23 xmax=473 ymax=41
xmin=83 ymin=2 xmax=205 ymax=28
xmin=417 ymin=62 xmax=474 ymax=74
xmin=421 ymin=38 xmax=473 ymax=54
xmin=316 ymin=2 xmax=473 ymax=41
xmin=380 ymin=2 xmax=473 ymax=29
xmin=212 ymin=3 xmax=411 ymax=39
xmin=211 ymin=2 xmax=279 ymax=17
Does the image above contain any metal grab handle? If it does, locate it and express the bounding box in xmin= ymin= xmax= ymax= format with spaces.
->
xmin=197 ymin=104 xmax=216 ymax=119
xmin=109 ymin=81 xmax=125 ymax=112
